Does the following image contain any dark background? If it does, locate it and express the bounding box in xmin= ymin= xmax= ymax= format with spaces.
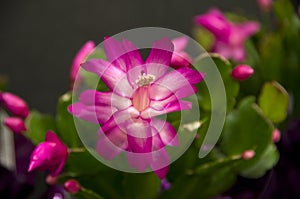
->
xmin=0 ymin=0 xmax=259 ymax=114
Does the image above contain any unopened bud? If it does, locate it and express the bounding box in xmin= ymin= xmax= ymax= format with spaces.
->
xmin=242 ymin=150 xmax=255 ymax=160
xmin=231 ymin=65 xmax=254 ymax=81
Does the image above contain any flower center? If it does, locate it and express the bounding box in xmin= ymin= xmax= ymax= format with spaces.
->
xmin=132 ymin=86 xmax=150 ymax=112
xmin=132 ymin=72 xmax=155 ymax=112
xmin=136 ymin=72 xmax=155 ymax=87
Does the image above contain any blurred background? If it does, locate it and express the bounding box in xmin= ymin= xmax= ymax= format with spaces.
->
xmin=0 ymin=0 xmax=259 ymax=114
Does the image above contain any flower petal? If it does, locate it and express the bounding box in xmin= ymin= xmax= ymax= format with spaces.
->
xmin=194 ymin=8 xmax=231 ymax=41
xmin=146 ymin=37 xmax=174 ymax=79
xmin=141 ymin=100 xmax=192 ymax=119
xmin=45 ymin=131 xmax=62 ymax=144
xmin=171 ymin=51 xmax=192 ymax=69
xmin=104 ymin=37 xmax=128 ymax=71
xmin=70 ymin=41 xmax=95 ymax=83
xmin=82 ymin=59 xmax=128 ymax=90
xmin=68 ymin=102 xmax=116 ymax=124
xmin=50 ymin=158 xmax=66 ymax=177
xmin=238 ymin=21 xmax=260 ymax=38
xmin=151 ymin=119 xmax=179 ymax=146
xmin=126 ymin=151 xmax=152 ymax=172
xmin=172 ymin=36 xmax=188 ymax=52
xmin=79 ymin=90 xmax=131 ymax=110
xmin=104 ymin=37 xmax=144 ymax=72
xmin=122 ymin=38 xmax=144 ymax=71
xmin=101 ymin=107 xmax=139 ymax=132
xmin=151 ymin=147 xmax=170 ymax=179
xmin=154 ymin=166 xmax=169 ymax=180
xmin=96 ymin=126 xmax=128 ymax=160
xmin=149 ymin=68 xmax=203 ymax=100
xmin=127 ymin=123 xmax=152 ymax=153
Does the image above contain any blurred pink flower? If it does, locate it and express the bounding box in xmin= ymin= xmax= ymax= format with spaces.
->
xmin=194 ymin=8 xmax=260 ymax=62
xmin=171 ymin=36 xmax=192 ymax=68
xmin=231 ymin=64 xmax=254 ymax=81
xmin=0 ymin=92 xmax=29 ymax=118
xmin=3 ymin=116 xmax=27 ymax=134
xmin=28 ymin=131 xmax=68 ymax=177
xmin=70 ymin=41 xmax=95 ymax=87
xmin=257 ymin=0 xmax=272 ymax=12
xmin=69 ymin=37 xmax=204 ymax=179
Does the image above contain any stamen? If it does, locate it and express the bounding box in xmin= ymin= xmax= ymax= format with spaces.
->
xmin=136 ymin=72 xmax=155 ymax=87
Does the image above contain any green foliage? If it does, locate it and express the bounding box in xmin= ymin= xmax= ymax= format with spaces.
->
xmin=25 ymin=110 xmax=57 ymax=144
xmin=241 ymin=143 xmax=279 ymax=178
xmin=258 ymin=81 xmax=289 ymax=123
xmin=195 ymin=53 xmax=239 ymax=112
xmin=56 ymin=92 xmax=81 ymax=147
xmin=124 ymin=173 xmax=160 ymax=199
xmin=221 ymin=97 xmax=274 ymax=177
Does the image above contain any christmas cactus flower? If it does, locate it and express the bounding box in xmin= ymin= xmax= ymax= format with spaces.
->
xmin=69 ymin=37 xmax=204 ymax=179
xmin=28 ymin=131 xmax=69 ymax=177
xmin=194 ymin=8 xmax=260 ymax=62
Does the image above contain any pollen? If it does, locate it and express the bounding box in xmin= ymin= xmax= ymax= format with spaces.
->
xmin=136 ymin=72 xmax=155 ymax=87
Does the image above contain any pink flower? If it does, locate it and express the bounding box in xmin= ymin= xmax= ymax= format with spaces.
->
xmin=194 ymin=8 xmax=260 ymax=62
xmin=70 ymin=41 xmax=95 ymax=87
xmin=257 ymin=0 xmax=272 ymax=12
xmin=28 ymin=131 xmax=68 ymax=177
xmin=231 ymin=64 xmax=254 ymax=81
xmin=69 ymin=37 xmax=204 ymax=179
xmin=3 ymin=116 xmax=27 ymax=134
xmin=171 ymin=37 xmax=192 ymax=69
xmin=0 ymin=92 xmax=29 ymax=118
xmin=64 ymin=179 xmax=81 ymax=194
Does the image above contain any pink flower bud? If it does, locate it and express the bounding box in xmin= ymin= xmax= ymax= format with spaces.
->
xmin=46 ymin=175 xmax=58 ymax=185
xmin=70 ymin=41 xmax=95 ymax=87
xmin=0 ymin=92 xmax=29 ymax=118
xmin=257 ymin=0 xmax=272 ymax=12
xmin=242 ymin=150 xmax=255 ymax=160
xmin=28 ymin=131 xmax=68 ymax=177
xmin=231 ymin=64 xmax=254 ymax=81
xmin=272 ymin=128 xmax=281 ymax=143
xmin=64 ymin=179 xmax=81 ymax=194
xmin=3 ymin=117 xmax=27 ymax=134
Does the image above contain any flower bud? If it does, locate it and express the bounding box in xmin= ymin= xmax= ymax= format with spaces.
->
xmin=272 ymin=128 xmax=281 ymax=143
xmin=242 ymin=150 xmax=255 ymax=160
xmin=28 ymin=131 xmax=68 ymax=177
xmin=46 ymin=175 xmax=58 ymax=185
xmin=70 ymin=41 xmax=95 ymax=87
xmin=3 ymin=117 xmax=27 ymax=134
xmin=231 ymin=64 xmax=254 ymax=81
xmin=0 ymin=92 xmax=29 ymax=118
xmin=64 ymin=179 xmax=81 ymax=194
xmin=257 ymin=0 xmax=272 ymax=12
